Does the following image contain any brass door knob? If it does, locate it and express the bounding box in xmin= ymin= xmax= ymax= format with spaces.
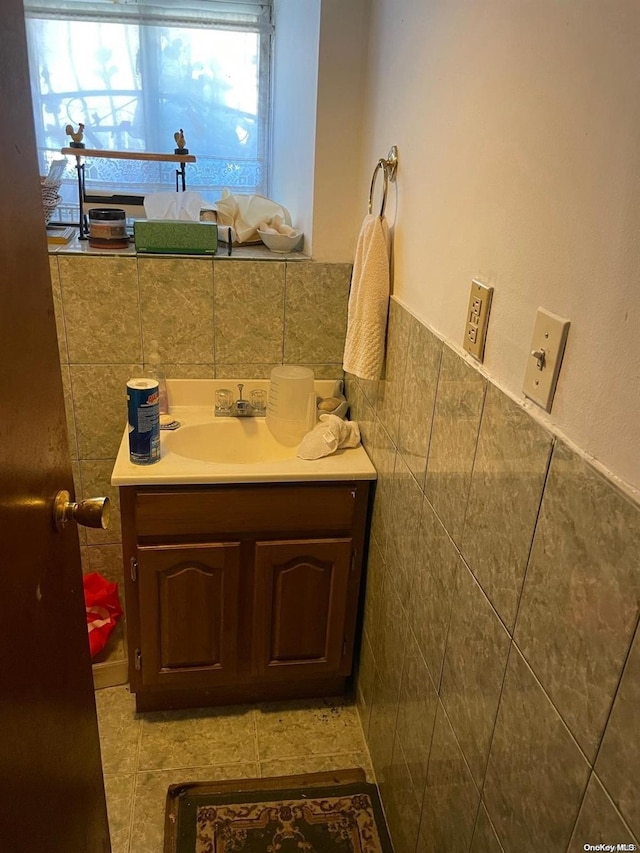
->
xmin=53 ymin=490 xmax=111 ymax=531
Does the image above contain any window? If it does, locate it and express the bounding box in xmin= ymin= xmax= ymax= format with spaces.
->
xmin=24 ymin=0 xmax=273 ymax=216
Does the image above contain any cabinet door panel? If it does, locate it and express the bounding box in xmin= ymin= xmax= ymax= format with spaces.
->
xmin=159 ymin=564 xmax=222 ymax=669
xmin=254 ymin=539 xmax=352 ymax=679
xmin=138 ymin=543 xmax=240 ymax=688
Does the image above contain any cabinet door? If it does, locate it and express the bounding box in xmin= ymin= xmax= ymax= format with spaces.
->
xmin=254 ymin=539 xmax=352 ymax=680
xmin=137 ymin=542 xmax=240 ymax=689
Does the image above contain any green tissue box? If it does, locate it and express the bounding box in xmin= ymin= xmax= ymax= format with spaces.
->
xmin=134 ymin=220 xmax=218 ymax=255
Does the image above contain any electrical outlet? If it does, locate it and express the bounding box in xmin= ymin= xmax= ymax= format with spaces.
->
xmin=463 ymin=280 xmax=493 ymax=362
xmin=523 ymin=308 xmax=570 ymax=412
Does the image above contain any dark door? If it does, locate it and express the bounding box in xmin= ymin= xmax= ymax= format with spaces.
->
xmin=0 ymin=1 xmax=111 ymax=850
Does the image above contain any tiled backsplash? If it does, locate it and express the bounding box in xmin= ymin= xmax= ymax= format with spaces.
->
xmin=50 ymin=253 xmax=352 ymax=666
xmin=348 ymin=298 xmax=640 ymax=853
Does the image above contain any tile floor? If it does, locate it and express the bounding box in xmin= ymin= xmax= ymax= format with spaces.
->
xmin=96 ymin=685 xmax=374 ymax=853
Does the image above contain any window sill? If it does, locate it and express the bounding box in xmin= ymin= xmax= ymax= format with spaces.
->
xmin=47 ymin=234 xmax=310 ymax=261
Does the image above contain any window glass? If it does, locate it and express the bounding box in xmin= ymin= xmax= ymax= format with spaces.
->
xmin=25 ymin=2 xmax=271 ymax=217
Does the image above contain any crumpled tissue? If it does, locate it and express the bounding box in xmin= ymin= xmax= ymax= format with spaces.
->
xmin=214 ymin=189 xmax=292 ymax=243
xmin=144 ymin=190 xmax=203 ymax=221
xmin=297 ymin=414 xmax=361 ymax=460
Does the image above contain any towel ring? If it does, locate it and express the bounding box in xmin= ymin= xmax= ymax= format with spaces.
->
xmin=368 ymin=145 xmax=398 ymax=217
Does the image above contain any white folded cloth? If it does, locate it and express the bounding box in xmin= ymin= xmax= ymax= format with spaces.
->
xmin=342 ymin=213 xmax=390 ymax=381
xmin=297 ymin=415 xmax=361 ymax=460
xmin=214 ymin=190 xmax=292 ymax=243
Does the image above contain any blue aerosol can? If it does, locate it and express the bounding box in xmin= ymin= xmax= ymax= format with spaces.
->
xmin=127 ymin=378 xmax=160 ymax=464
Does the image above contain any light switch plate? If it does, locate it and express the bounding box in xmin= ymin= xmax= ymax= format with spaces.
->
xmin=523 ymin=308 xmax=570 ymax=412
xmin=463 ymin=280 xmax=493 ymax=362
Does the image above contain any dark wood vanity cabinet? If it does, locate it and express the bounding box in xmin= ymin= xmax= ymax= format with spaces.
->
xmin=120 ymin=481 xmax=370 ymax=711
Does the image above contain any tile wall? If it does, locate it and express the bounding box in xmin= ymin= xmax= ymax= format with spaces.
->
xmin=348 ymin=298 xmax=640 ymax=853
xmin=49 ymin=253 xmax=352 ymax=667
xmin=50 ymin=250 xmax=640 ymax=853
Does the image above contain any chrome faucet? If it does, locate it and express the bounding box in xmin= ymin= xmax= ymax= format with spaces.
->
xmin=215 ymin=384 xmax=266 ymax=418
xmin=232 ymin=383 xmax=252 ymax=416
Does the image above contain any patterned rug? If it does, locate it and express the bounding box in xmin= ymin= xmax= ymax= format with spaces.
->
xmin=164 ymin=769 xmax=394 ymax=853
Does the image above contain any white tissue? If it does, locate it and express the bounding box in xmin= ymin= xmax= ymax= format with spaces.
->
xmin=297 ymin=414 xmax=361 ymax=460
xmin=143 ymin=191 xmax=203 ymax=221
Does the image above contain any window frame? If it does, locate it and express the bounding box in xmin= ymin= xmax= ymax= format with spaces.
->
xmin=24 ymin=0 xmax=273 ymax=214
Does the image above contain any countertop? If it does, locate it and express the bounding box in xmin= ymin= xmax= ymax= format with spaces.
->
xmin=110 ymin=379 xmax=377 ymax=487
xmin=48 ymin=232 xmax=309 ymax=261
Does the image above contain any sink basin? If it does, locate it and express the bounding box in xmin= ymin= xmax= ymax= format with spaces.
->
xmin=164 ymin=419 xmax=297 ymax=464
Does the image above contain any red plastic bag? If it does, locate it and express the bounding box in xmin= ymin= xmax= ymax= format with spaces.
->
xmin=83 ymin=572 xmax=123 ymax=657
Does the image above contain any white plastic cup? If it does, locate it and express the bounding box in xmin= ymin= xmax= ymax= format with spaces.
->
xmin=267 ymin=366 xmax=316 ymax=444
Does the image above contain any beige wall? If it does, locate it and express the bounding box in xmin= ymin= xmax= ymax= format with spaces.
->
xmin=351 ymin=0 xmax=640 ymax=494
xmin=311 ymin=0 xmax=370 ymax=262
xmin=340 ymin=7 xmax=640 ymax=848
xmin=271 ymin=0 xmax=369 ymax=263
xmin=271 ymin=0 xmax=321 ymax=252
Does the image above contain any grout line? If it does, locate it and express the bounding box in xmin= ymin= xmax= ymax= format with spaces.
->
xmin=508 ymin=644 xmax=593 ymax=853
xmin=211 ymin=260 xmax=218 ymax=376
xmin=126 ymin=761 xmax=258 ymax=776
xmin=123 ymin=689 xmax=145 ymax=853
xmin=124 ymin=771 xmax=136 ymax=853
xmin=436 ymin=684 xmax=483 ymax=800
xmin=253 ymin=708 xmax=261 ymax=776
xmin=458 ymin=379 xmax=489 ymax=540
xmin=133 ymin=694 xmax=145 ymax=775
xmin=65 ymin=366 xmax=82 ymax=465
xmin=473 ymin=639 xmax=515 ymax=805
xmin=510 ymin=641 xmax=593 ymax=763
xmin=54 ymin=255 xmax=72 ymax=366
xmin=586 ymin=769 xmax=640 ymax=848
xmin=352 ymin=700 xmax=376 ymax=781
xmin=281 ymin=261 xmax=287 ymax=363
xmin=135 ymin=256 xmax=144 ymax=366
xmin=476 ymin=803 xmax=507 ymax=853
xmin=402 ymin=638 xmax=439 ymax=851
xmin=466 ymin=792 xmax=484 ymax=853
xmin=419 ymin=698 xmax=480 ymax=851
xmin=588 ymin=610 xmax=640 ymax=771
xmin=420 ymin=340 xmax=444 ymax=494
xmin=509 ymin=436 xmax=555 ymax=637
xmin=388 ymin=308 xmax=411 ymax=445
xmin=562 ymin=769 xmax=594 ymax=853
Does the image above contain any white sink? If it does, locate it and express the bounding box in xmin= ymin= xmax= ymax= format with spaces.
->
xmin=164 ymin=418 xmax=297 ymax=464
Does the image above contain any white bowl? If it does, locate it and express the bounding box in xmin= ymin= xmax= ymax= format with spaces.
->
xmin=258 ymin=229 xmax=303 ymax=253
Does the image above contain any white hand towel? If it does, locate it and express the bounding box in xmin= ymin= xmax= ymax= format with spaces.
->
xmin=297 ymin=415 xmax=361 ymax=460
xmin=342 ymin=213 xmax=390 ymax=381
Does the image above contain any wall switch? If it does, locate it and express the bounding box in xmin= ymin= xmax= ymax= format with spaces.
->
xmin=463 ymin=280 xmax=493 ymax=362
xmin=522 ymin=308 xmax=570 ymax=412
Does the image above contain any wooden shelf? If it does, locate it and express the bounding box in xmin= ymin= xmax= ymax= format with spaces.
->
xmin=61 ymin=148 xmax=196 ymax=163
xmin=60 ymin=147 xmax=197 ymax=238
